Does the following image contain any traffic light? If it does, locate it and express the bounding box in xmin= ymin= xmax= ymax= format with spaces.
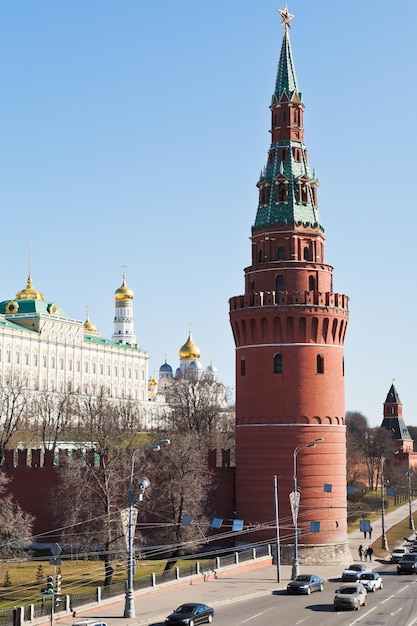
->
xmin=55 ymin=573 xmax=62 ymax=606
xmin=46 ymin=575 xmax=54 ymax=595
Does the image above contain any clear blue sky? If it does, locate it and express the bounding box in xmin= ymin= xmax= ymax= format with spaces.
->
xmin=0 ymin=1 xmax=416 ymax=425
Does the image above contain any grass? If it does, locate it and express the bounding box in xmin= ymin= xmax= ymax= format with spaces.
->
xmin=0 ymin=557 xmax=168 ymax=610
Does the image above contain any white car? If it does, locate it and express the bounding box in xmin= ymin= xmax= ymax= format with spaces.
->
xmin=390 ymin=546 xmax=409 ymax=563
xmin=360 ymin=572 xmax=383 ymax=592
xmin=341 ymin=563 xmax=371 ymax=582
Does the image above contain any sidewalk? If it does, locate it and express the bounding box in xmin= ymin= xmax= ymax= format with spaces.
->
xmin=55 ymin=500 xmax=417 ymax=626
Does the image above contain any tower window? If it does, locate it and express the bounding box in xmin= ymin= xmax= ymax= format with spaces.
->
xmin=276 ymin=275 xmax=284 ymax=292
xmin=274 ymin=354 xmax=283 ymax=374
xmin=258 ymin=250 xmax=263 ymax=263
xmin=304 ymin=246 xmax=310 ymax=261
xmin=317 ymin=354 xmax=324 ymax=374
xmin=282 ymin=111 xmax=287 ymax=123
xmin=277 ymin=246 xmax=285 ymax=261
xmin=240 ymin=357 xmax=246 ymax=376
xmin=308 ymin=276 xmax=315 ymax=291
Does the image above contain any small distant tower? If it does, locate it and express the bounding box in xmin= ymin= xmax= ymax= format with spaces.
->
xmin=381 ymin=382 xmax=413 ymax=453
xmin=229 ymin=7 xmax=350 ymax=563
xmin=112 ymin=273 xmax=136 ymax=345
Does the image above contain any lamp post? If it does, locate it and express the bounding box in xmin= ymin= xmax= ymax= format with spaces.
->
xmin=405 ymin=469 xmax=415 ymax=531
xmin=124 ymin=439 xmax=170 ymax=619
xmin=291 ymin=437 xmax=324 ymax=579
xmin=381 ymin=456 xmax=389 ymax=552
xmin=273 ymin=475 xmax=281 ymax=583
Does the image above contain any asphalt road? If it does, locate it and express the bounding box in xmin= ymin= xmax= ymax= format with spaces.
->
xmin=146 ymin=562 xmax=417 ymax=626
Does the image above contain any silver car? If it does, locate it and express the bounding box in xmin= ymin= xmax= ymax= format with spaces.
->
xmin=334 ymin=582 xmax=367 ymax=610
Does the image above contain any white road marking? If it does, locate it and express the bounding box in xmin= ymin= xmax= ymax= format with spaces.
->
xmin=238 ymin=607 xmax=274 ymax=624
xmin=347 ymin=605 xmax=376 ymax=625
xmin=381 ymin=594 xmax=395 ymax=603
xmin=390 ymin=607 xmax=403 ymax=616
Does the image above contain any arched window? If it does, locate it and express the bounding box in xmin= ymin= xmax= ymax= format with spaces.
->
xmin=258 ymin=250 xmax=263 ymax=263
xmin=276 ymin=275 xmax=284 ymax=292
xmin=308 ymin=276 xmax=315 ymax=291
xmin=278 ymin=246 xmax=285 ymax=261
xmin=317 ymin=354 xmax=324 ymax=374
xmin=240 ymin=357 xmax=246 ymax=376
xmin=304 ymin=246 xmax=310 ymax=261
xmin=274 ymin=354 xmax=283 ymax=374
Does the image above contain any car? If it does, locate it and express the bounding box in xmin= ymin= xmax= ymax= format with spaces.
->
xmin=341 ymin=563 xmax=371 ymax=582
xmin=397 ymin=553 xmax=417 ymax=574
xmin=390 ymin=546 xmax=409 ymax=562
xmin=359 ymin=571 xmax=383 ymax=592
xmin=334 ymin=582 xmax=367 ymax=610
xmin=286 ymin=574 xmax=324 ymax=594
xmin=73 ymin=622 xmax=108 ymax=626
xmin=165 ymin=603 xmax=214 ymax=626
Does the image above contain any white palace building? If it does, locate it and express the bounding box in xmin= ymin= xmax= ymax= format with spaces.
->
xmin=0 ymin=272 xmax=224 ymax=429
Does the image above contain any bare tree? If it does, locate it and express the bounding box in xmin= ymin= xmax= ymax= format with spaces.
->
xmin=0 ymin=372 xmax=29 ymax=464
xmin=142 ymin=432 xmax=214 ymax=556
xmin=31 ymin=392 xmax=74 ymax=452
xmin=163 ymin=379 xmax=229 ymax=445
xmin=54 ymin=395 xmax=147 ymax=587
xmin=0 ymin=473 xmax=34 ymax=557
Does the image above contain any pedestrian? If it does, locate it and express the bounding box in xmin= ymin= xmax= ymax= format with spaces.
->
xmin=358 ymin=545 xmax=363 ymax=561
xmin=363 ymin=530 xmax=367 ymax=539
xmin=369 ymin=526 xmax=373 ymax=539
xmin=367 ymin=546 xmax=373 ymax=561
xmin=364 ymin=548 xmax=368 ymax=561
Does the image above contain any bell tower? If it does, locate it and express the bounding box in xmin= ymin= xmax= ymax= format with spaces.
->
xmin=229 ymin=6 xmax=350 ymax=563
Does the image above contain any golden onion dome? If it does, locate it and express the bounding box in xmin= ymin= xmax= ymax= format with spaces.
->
xmin=179 ymin=331 xmax=201 ymax=360
xmin=149 ymin=377 xmax=158 ymax=387
xmin=115 ymin=274 xmax=134 ymax=301
xmin=15 ymin=275 xmax=45 ymax=301
xmin=84 ymin=317 xmax=97 ymax=333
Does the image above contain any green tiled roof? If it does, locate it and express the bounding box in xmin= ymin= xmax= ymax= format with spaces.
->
xmin=253 ymin=25 xmax=323 ymax=233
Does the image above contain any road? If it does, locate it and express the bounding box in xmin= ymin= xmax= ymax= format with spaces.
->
xmin=143 ymin=562 xmax=417 ymax=626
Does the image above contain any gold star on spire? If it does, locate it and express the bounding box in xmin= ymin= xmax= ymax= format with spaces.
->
xmin=278 ymin=5 xmax=294 ymax=29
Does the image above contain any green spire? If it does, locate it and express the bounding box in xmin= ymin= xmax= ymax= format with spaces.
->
xmin=253 ymin=11 xmax=322 ymax=233
xmin=274 ymin=27 xmax=300 ymax=102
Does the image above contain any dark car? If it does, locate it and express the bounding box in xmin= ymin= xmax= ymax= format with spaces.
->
xmin=165 ymin=603 xmax=214 ymax=626
xmin=341 ymin=563 xmax=371 ymax=582
xmin=397 ymin=553 xmax=417 ymax=574
xmin=287 ymin=574 xmax=324 ymax=595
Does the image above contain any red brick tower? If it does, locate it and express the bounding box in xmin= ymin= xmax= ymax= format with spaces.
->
xmin=229 ymin=7 xmax=350 ymax=564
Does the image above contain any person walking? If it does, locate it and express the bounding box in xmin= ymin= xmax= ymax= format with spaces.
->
xmin=367 ymin=545 xmax=374 ymax=561
xmin=364 ymin=548 xmax=368 ymax=561
xmin=369 ymin=526 xmax=373 ymax=539
xmin=358 ymin=545 xmax=363 ymax=561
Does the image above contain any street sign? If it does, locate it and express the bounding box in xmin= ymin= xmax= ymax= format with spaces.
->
xmin=50 ymin=543 xmax=62 ymax=557
xmin=49 ymin=558 xmax=62 ymax=566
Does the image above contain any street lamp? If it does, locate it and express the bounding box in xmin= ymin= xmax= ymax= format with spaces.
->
xmin=291 ymin=437 xmax=324 ymax=579
xmin=124 ymin=439 xmax=170 ymax=618
xmin=381 ymin=456 xmax=389 ymax=551
xmin=405 ymin=469 xmax=415 ymax=531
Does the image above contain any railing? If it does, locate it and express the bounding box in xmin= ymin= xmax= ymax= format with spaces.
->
xmin=0 ymin=545 xmax=272 ymax=626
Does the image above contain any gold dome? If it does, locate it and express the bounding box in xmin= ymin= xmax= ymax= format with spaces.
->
xmin=15 ymin=276 xmax=45 ymax=301
xmin=179 ymin=331 xmax=201 ymax=360
xmin=115 ymin=274 xmax=134 ymax=301
xmin=84 ymin=318 xmax=97 ymax=333
xmin=149 ymin=377 xmax=158 ymax=387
